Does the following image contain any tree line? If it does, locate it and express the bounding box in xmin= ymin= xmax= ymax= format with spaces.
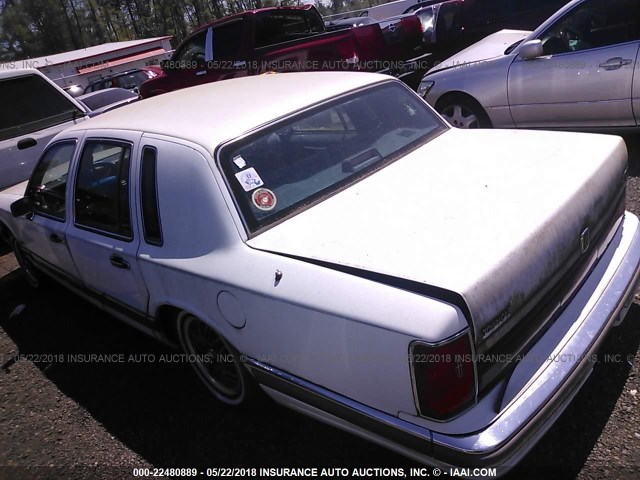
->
xmin=0 ymin=0 xmax=390 ymax=61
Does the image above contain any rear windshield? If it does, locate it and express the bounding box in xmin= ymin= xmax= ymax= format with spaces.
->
xmin=220 ymin=81 xmax=446 ymax=235
xmin=255 ymin=10 xmax=325 ymax=48
xmin=0 ymin=74 xmax=84 ymax=141
xmin=78 ymin=88 xmax=137 ymax=111
xmin=86 ymin=70 xmax=149 ymax=92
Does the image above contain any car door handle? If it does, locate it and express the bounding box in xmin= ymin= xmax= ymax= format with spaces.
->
xmin=599 ymin=57 xmax=632 ymax=70
xmin=49 ymin=233 xmax=65 ymax=244
xmin=17 ymin=138 xmax=37 ymax=150
xmin=109 ymin=254 xmax=130 ymax=270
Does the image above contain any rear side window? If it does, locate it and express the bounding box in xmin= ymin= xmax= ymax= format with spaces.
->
xmin=255 ymin=11 xmax=324 ymax=48
xmin=26 ymin=141 xmax=76 ymax=221
xmin=436 ymin=1 xmax=463 ymax=43
xmin=0 ymin=74 xmax=84 ymax=141
xmin=213 ymin=22 xmax=245 ymax=60
xmin=74 ymin=140 xmax=132 ymax=239
xmin=140 ymin=147 xmax=163 ymax=246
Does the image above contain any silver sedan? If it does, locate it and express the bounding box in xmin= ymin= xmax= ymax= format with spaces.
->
xmin=418 ymin=0 xmax=640 ymax=129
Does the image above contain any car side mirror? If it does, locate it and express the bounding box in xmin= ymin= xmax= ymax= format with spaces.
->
xmin=10 ymin=197 xmax=34 ymax=217
xmin=519 ymin=40 xmax=543 ymax=60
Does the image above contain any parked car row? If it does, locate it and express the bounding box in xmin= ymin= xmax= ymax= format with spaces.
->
xmin=2 ymin=4 xmax=428 ymax=194
xmin=139 ymin=5 xmax=429 ymax=98
xmin=83 ymin=66 xmax=161 ymax=94
xmin=323 ymin=1 xmax=570 ymax=67
xmin=1 ymin=0 xmax=639 ymax=474
xmin=417 ymin=0 xmax=640 ymax=130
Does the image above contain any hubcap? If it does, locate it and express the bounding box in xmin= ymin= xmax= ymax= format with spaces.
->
xmin=441 ymin=104 xmax=480 ymax=129
xmin=182 ymin=317 xmax=242 ymax=399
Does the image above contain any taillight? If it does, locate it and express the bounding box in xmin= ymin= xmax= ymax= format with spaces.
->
xmin=410 ymin=332 xmax=476 ymax=420
xmin=401 ymin=15 xmax=426 ymax=44
xmin=336 ymin=41 xmax=360 ymax=69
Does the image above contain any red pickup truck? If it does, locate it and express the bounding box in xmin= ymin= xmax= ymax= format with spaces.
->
xmin=140 ymin=5 xmax=428 ymax=98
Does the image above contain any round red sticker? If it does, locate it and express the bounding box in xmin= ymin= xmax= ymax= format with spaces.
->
xmin=252 ymin=188 xmax=277 ymax=211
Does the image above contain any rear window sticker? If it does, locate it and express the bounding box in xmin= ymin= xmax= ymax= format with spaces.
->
xmin=233 ymin=155 xmax=247 ymax=169
xmin=235 ymin=167 xmax=264 ymax=192
xmin=252 ymin=188 xmax=277 ymax=211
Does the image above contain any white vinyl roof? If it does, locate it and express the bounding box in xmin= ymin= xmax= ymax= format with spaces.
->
xmin=65 ymin=72 xmax=392 ymax=152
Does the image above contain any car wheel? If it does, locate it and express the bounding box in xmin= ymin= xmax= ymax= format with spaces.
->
xmin=0 ymin=224 xmax=11 ymax=255
xmin=436 ymin=95 xmax=492 ymax=129
xmin=10 ymin=236 xmax=42 ymax=289
xmin=177 ymin=313 xmax=256 ymax=406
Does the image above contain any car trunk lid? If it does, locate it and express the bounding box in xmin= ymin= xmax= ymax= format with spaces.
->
xmin=247 ymin=129 xmax=627 ymax=356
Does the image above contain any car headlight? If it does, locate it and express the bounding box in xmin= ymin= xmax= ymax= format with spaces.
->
xmin=417 ymin=80 xmax=434 ymax=99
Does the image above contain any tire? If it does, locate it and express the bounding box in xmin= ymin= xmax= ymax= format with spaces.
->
xmin=436 ymin=95 xmax=492 ymax=129
xmin=0 ymin=224 xmax=11 ymax=256
xmin=10 ymin=236 xmax=43 ymax=289
xmin=177 ymin=313 xmax=257 ymax=406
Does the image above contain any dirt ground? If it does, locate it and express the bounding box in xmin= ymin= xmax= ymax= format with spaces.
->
xmin=0 ymin=136 xmax=639 ymax=480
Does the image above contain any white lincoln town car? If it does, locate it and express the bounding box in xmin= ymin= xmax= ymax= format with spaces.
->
xmin=0 ymin=72 xmax=639 ymax=471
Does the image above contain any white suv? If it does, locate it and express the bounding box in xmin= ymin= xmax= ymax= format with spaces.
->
xmin=0 ymin=69 xmax=89 ymax=191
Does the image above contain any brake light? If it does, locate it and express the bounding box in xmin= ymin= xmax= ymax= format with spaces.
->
xmin=336 ymin=40 xmax=360 ymax=69
xmin=410 ymin=332 xmax=476 ymax=420
xmin=401 ymin=15 xmax=426 ymax=43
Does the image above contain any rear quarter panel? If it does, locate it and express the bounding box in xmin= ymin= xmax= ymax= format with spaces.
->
xmin=136 ymin=134 xmax=468 ymax=416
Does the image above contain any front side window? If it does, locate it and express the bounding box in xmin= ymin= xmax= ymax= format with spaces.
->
xmin=541 ymin=0 xmax=640 ymax=55
xmin=174 ymin=30 xmax=207 ymax=66
xmin=220 ymin=82 xmax=446 ymax=234
xmin=75 ymin=140 xmax=132 ymax=238
xmin=26 ymin=141 xmax=76 ymax=220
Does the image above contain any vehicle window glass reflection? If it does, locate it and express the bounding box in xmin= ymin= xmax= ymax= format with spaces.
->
xmin=221 ymin=82 xmax=446 ymax=233
xmin=541 ymin=0 xmax=640 ymax=55
xmin=75 ymin=140 xmax=132 ymax=238
xmin=175 ymin=30 xmax=207 ymax=66
xmin=27 ymin=141 xmax=76 ymax=220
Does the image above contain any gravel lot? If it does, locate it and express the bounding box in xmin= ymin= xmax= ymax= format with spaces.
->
xmin=1 ymin=135 xmax=639 ymax=480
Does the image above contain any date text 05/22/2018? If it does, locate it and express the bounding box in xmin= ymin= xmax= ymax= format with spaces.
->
xmin=131 ymin=467 xmax=499 ymax=478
